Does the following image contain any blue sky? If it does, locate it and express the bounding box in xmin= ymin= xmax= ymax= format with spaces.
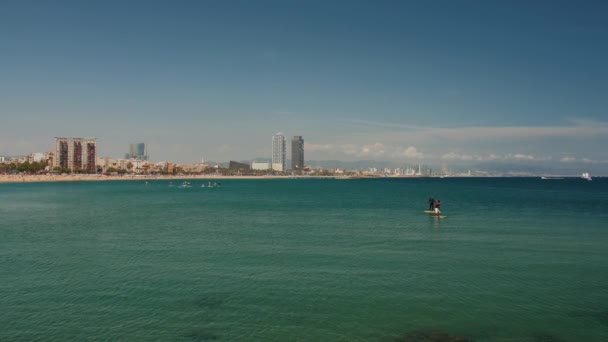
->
xmin=1 ymin=1 xmax=607 ymax=171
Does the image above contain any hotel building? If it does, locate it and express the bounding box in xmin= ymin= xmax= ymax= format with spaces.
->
xmin=291 ymin=136 xmax=304 ymax=170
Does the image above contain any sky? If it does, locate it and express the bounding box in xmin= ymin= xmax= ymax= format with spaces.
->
xmin=1 ymin=0 xmax=607 ymax=173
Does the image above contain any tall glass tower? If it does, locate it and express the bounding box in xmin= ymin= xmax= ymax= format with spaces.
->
xmin=272 ymin=133 xmax=286 ymax=172
xmin=291 ymin=136 xmax=304 ymax=170
xmin=128 ymin=143 xmax=148 ymax=160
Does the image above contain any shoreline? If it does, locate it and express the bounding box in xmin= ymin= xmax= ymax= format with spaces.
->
xmin=0 ymin=174 xmax=345 ymax=183
xmin=0 ymin=174 xmax=287 ymax=184
xmin=0 ymin=174 xmax=592 ymax=184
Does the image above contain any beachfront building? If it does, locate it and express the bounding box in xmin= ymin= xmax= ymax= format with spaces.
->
xmin=229 ymin=161 xmax=250 ymax=170
xmin=126 ymin=143 xmax=148 ymax=160
xmin=291 ymin=136 xmax=304 ymax=171
xmin=97 ymin=157 xmax=119 ymax=172
xmin=54 ymin=137 xmax=97 ymax=173
xmin=27 ymin=152 xmax=45 ymax=163
xmin=178 ymin=163 xmax=207 ymax=173
xmin=272 ymin=133 xmax=286 ymax=172
xmin=116 ymin=158 xmax=148 ymax=173
xmin=251 ymin=161 xmax=271 ymax=170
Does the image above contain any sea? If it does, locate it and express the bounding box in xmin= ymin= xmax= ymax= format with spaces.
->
xmin=1 ymin=178 xmax=607 ymax=341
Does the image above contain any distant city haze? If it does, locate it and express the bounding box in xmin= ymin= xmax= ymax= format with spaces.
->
xmin=1 ymin=1 xmax=607 ymax=174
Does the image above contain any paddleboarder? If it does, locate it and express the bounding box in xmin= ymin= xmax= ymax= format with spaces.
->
xmin=428 ymin=197 xmax=436 ymax=210
xmin=434 ymin=200 xmax=441 ymax=216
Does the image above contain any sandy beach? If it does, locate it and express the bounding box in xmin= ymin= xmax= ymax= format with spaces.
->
xmin=0 ymin=174 xmax=297 ymax=184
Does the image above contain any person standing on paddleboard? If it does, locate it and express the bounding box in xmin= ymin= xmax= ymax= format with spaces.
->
xmin=428 ymin=197 xmax=435 ymax=210
xmin=434 ymin=200 xmax=441 ymax=216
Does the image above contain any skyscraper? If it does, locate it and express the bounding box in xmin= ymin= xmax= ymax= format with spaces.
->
xmin=272 ymin=133 xmax=286 ymax=172
xmin=291 ymin=136 xmax=304 ymax=170
xmin=127 ymin=143 xmax=148 ymax=160
xmin=54 ymin=137 xmax=97 ymax=173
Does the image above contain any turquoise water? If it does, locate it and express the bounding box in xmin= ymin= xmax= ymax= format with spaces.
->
xmin=1 ymin=178 xmax=608 ymax=341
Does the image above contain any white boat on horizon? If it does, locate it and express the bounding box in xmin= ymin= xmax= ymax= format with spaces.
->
xmin=581 ymin=172 xmax=592 ymax=181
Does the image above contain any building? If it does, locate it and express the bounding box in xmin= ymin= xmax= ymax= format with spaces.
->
xmin=97 ymin=157 xmax=118 ymax=172
xmin=54 ymin=137 xmax=97 ymax=173
xmin=272 ymin=133 xmax=286 ymax=172
xmin=291 ymin=136 xmax=304 ymax=170
xmin=27 ymin=152 xmax=45 ymax=163
xmin=441 ymin=162 xmax=448 ymax=176
xmin=126 ymin=143 xmax=148 ymax=160
xmin=229 ymin=161 xmax=250 ymax=170
xmin=251 ymin=161 xmax=271 ymax=170
xmin=178 ymin=163 xmax=207 ymax=173
xmin=416 ymin=164 xmax=432 ymax=176
xmin=116 ymin=158 xmax=148 ymax=173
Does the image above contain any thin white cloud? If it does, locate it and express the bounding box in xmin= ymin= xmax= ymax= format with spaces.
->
xmin=305 ymin=143 xmax=334 ymax=152
xmin=303 ymin=143 xmax=426 ymax=160
xmin=442 ymin=152 xmax=474 ymax=161
xmin=360 ymin=143 xmax=386 ymax=157
xmin=401 ymin=146 xmax=424 ymax=159
xmin=341 ymin=118 xmax=608 ymax=142
xmin=510 ymin=153 xmax=535 ymax=160
xmin=561 ymin=157 xmax=605 ymax=164
xmin=438 ymin=152 xmax=557 ymax=162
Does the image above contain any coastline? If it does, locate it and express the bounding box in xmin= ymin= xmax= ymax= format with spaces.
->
xmin=1 ymin=174 xmax=585 ymax=184
xmin=0 ymin=174 xmax=291 ymax=184
xmin=0 ymin=174 xmax=343 ymax=183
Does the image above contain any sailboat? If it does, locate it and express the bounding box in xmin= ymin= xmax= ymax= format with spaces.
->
xmin=581 ymin=172 xmax=592 ymax=181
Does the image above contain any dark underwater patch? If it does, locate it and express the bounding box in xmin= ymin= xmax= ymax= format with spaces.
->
xmin=394 ymin=328 xmax=472 ymax=342
xmin=594 ymin=310 xmax=608 ymax=326
xmin=567 ymin=309 xmax=608 ymax=327
xmin=183 ymin=329 xmax=219 ymax=341
xmin=193 ymin=295 xmax=225 ymax=309
xmin=531 ymin=332 xmax=566 ymax=342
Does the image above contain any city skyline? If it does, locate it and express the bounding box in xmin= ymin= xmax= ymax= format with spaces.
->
xmin=1 ymin=1 xmax=607 ymax=173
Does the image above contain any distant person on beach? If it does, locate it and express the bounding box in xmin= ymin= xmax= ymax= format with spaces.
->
xmin=434 ymin=200 xmax=441 ymax=215
xmin=428 ymin=197 xmax=435 ymax=210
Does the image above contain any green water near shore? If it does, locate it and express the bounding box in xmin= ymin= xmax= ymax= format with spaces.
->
xmin=1 ymin=178 xmax=607 ymax=341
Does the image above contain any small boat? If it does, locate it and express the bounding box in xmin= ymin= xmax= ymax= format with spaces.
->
xmin=581 ymin=172 xmax=592 ymax=181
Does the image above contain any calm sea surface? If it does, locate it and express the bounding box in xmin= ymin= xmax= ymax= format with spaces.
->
xmin=1 ymin=178 xmax=607 ymax=341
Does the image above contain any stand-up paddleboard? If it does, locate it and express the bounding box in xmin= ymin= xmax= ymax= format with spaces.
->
xmin=424 ymin=211 xmax=447 ymax=218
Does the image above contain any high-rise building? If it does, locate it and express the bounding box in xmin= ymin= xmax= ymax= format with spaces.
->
xmin=441 ymin=162 xmax=448 ymax=176
xmin=127 ymin=143 xmax=148 ymax=160
xmin=272 ymin=133 xmax=286 ymax=172
xmin=54 ymin=137 xmax=97 ymax=173
xmin=291 ymin=136 xmax=304 ymax=170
